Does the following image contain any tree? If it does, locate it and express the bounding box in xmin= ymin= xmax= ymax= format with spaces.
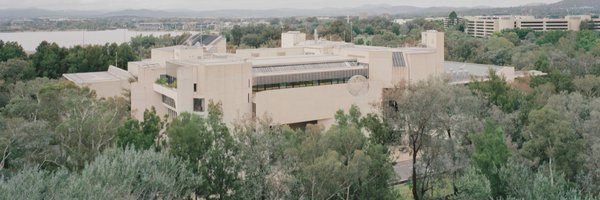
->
xmin=383 ymin=78 xmax=477 ymax=200
xmin=0 ymin=59 xmax=36 ymax=85
xmin=0 ymin=117 xmax=56 ymax=173
xmin=453 ymin=168 xmax=491 ymax=200
xmin=448 ymin=11 xmax=459 ymax=27
xmin=51 ymin=86 xmax=130 ymax=170
xmin=68 ymin=148 xmax=198 ymax=199
xmin=116 ymin=107 xmax=162 ymax=150
xmin=241 ymin=34 xmax=264 ymax=48
xmin=290 ymin=117 xmax=395 ymax=200
xmin=362 ymin=113 xmax=393 ymax=145
xmin=499 ymin=159 xmax=584 ymax=200
xmin=2 ymin=79 xmax=129 ymax=170
xmin=522 ymin=107 xmax=586 ymax=180
xmin=469 ymin=121 xmax=512 ymax=197
xmin=1 ymin=78 xmax=59 ymax=121
xmin=0 ymin=41 xmax=27 ymax=62
xmin=0 ymin=148 xmax=198 ymax=199
xmin=371 ymin=31 xmax=403 ymax=47
xmin=574 ymin=75 xmax=600 ymax=98
xmin=167 ymin=102 xmax=240 ymax=199
xmin=469 ymin=71 xmax=530 ymax=113
xmin=31 ymin=41 xmax=67 ymax=78
xmin=234 ymin=116 xmax=297 ymax=199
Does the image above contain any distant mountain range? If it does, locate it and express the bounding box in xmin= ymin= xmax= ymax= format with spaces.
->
xmin=0 ymin=0 xmax=598 ymax=19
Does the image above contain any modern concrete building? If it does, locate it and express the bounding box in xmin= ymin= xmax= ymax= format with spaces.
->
xmin=64 ymin=32 xmax=541 ymax=128
xmin=126 ymin=30 xmax=445 ymax=127
xmin=464 ymin=15 xmax=600 ymax=38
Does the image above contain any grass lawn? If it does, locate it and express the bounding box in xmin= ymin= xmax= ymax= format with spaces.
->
xmin=392 ymin=178 xmax=454 ymax=200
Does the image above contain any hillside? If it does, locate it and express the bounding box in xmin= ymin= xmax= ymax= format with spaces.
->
xmin=549 ymin=0 xmax=600 ymax=8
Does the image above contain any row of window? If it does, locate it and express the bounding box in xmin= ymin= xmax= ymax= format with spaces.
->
xmin=167 ymin=108 xmax=178 ymax=119
xmin=162 ymin=95 xmax=176 ymax=108
xmin=252 ymin=77 xmax=355 ymax=92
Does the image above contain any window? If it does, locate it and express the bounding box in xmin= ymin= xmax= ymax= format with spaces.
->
xmin=392 ymin=52 xmax=406 ymax=67
xmin=167 ymin=108 xmax=178 ymax=119
xmin=194 ymin=98 xmax=205 ymax=112
xmin=162 ymin=95 xmax=176 ymax=108
xmin=193 ymin=83 xmax=197 ymax=92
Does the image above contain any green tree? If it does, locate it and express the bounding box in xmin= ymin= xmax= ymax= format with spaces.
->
xmin=453 ymin=168 xmax=491 ymax=200
xmin=0 ymin=59 xmax=36 ymax=85
xmin=499 ymin=160 xmax=584 ymax=200
xmin=31 ymin=41 xmax=67 ymax=78
xmin=68 ymin=148 xmax=198 ymax=199
xmin=448 ymin=11 xmax=459 ymax=27
xmin=116 ymin=107 xmax=162 ymax=150
xmin=469 ymin=71 xmax=530 ymax=113
xmin=167 ymin=102 xmax=240 ymax=199
xmin=0 ymin=148 xmax=198 ymax=199
xmin=469 ymin=121 xmax=512 ymax=197
xmin=0 ymin=117 xmax=56 ymax=173
xmin=235 ymin=117 xmax=297 ymax=199
xmin=0 ymin=41 xmax=27 ymax=62
xmin=51 ymin=86 xmax=130 ymax=170
xmin=574 ymin=75 xmax=600 ymax=98
xmin=241 ymin=34 xmax=264 ymax=48
xmin=383 ymin=78 xmax=479 ymax=200
xmin=522 ymin=107 xmax=586 ymax=180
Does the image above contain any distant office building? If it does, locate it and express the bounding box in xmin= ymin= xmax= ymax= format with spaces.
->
xmin=464 ymin=15 xmax=600 ymax=38
xmin=64 ymin=32 xmax=542 ymax=128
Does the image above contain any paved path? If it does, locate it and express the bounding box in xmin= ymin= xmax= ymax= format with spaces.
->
xmin=393 ymin=159 xmax=413 ymax=184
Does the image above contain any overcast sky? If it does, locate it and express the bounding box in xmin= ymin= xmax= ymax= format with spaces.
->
xmin=0 ymin=0 xmax=563 ymax=10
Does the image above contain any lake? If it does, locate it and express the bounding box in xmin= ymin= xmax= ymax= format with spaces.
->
xmin=0 ymin=29 xmax=197 ymax=52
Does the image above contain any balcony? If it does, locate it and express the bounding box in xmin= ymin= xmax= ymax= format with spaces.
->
xmin=155 ymin=75 xmax=177 ymax=89
xmin=153 ymin=82 xmax=177 ymax=100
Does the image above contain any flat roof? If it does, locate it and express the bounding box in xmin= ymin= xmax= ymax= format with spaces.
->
xmin=153 ymin=45 xmax=204 ymax=52
xmin=445 ymin=61 xmax=503 ymax=77
xmin=249 ymin=55 xmax=356 ymax=67
xmin=168 ymin=56 xmax=246 ymax=66
xmin=64 ymin=72 xmax=122 ymax=84
xmin=63 ymin=66 xmax=132 ymax=84
xmin=297 ymin=40 xmax=436 ymax=53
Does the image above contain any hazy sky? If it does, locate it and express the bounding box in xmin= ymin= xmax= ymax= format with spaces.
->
xmin=0 ymin=0 xmax=563 ymax=10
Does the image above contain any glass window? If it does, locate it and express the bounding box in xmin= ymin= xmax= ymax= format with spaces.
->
xmin=162 ymin=95 xmax=176 ymax=108
xmin=194 ymin=98 xmax=205 ymax=112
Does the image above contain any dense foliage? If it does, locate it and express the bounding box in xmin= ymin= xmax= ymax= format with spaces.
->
xmin=2 ymin=13 xmax=600 ymax=199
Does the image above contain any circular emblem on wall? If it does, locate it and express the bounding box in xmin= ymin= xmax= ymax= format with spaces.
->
xmin=347 ymin=75 xmax=369 ymax=96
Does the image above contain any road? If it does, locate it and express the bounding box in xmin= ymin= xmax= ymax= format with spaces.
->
xmin=393 ymin=159 xmax=413 ymax=184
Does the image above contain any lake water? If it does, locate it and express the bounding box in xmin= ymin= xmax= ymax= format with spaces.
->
xmin=0 ymin=29 xmax=197 ymax=52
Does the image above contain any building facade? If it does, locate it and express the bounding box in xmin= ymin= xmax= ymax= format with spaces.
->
xmin=464 ymin=15 xmax=600 ymax=38
xmin=64 ymin=31 xmax=543 ymax=128
xmin=124 ymin=30 xmax=444 ymax=127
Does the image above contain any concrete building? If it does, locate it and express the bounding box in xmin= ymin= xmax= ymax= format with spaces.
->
xmin=126 ymin=30 xmax=445 ymax=127
xmin=64 ymin=32 xmax=541 ymax=128
xmin=464 ymin=15 xmax=600 ymax=38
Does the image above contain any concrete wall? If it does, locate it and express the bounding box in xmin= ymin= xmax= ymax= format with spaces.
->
xmin=150 ymin=47 xmax=205 ymax=64
xmin=214 ymin=38 xmax=227 ymax=53
xmin=81 ymin=80 xmax=129 ymax=99
xmin=405 ymin=52 xmax=440 ymax=83
xmin=131 ymin=65 xmax=166 ymax=120
xmin=196 ymin=62 xmax=253 ymax=124
xmin=253 ymin=81 xmax=383 ymax=125
xmin=368 ymin=51 xmax=394 ymax=87
xmin=282 ymin=32 xmax=306 ymax=48
xmin=236 ymin=47 xmax=305 ymax=58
